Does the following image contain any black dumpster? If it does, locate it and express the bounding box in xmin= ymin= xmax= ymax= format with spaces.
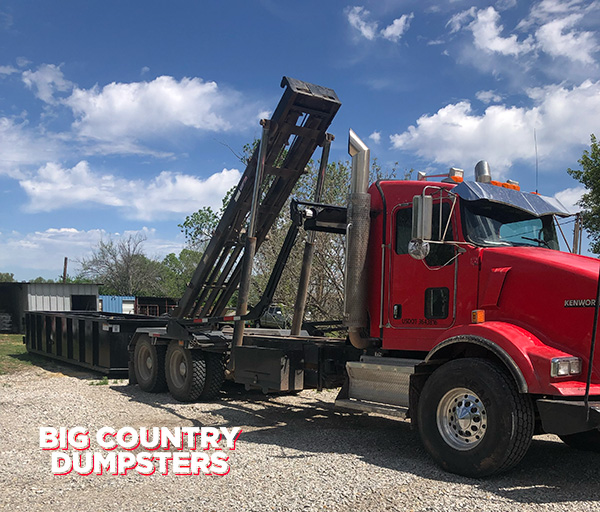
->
xmin=24 ymin=311 xmax=168 ymax=377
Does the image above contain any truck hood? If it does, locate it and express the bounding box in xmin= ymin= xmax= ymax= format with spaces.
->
xmin=479 ymin=247 xmax=600 ymax=358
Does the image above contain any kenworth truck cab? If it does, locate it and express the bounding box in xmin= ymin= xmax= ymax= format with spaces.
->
xmin=337 ymin=137 xmax=600 ymax=477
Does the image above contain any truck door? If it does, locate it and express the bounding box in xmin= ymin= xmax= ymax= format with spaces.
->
xmin=388 ymin=201 xmax=457 ymax=333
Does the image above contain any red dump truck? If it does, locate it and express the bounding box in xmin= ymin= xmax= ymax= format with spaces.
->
xmin=26 ymin=77 xmax=600 ymax=477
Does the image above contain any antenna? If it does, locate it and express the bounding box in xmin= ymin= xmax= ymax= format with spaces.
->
xmin=534 ymin=129 xmax=539 ymax=194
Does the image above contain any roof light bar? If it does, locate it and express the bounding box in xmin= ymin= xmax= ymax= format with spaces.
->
xmin=415 ymin=162 xmax=520 ymax=190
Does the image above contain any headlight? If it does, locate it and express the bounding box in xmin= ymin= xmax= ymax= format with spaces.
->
xmin=550 ymin=357 xmax=582 ymax=377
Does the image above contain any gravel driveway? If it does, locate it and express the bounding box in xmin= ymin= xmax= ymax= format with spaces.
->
xmin=1 ymin=361 xmax=600 ymax=512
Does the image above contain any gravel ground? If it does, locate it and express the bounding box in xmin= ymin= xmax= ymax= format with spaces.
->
xmin=1 ymin=361 xmax=600 ymax=512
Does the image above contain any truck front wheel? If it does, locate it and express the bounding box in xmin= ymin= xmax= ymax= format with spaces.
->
xmin=417 ymin=358 xmax=534 ymax=477
xmin=165 ymin=342 xmax=206 ymax=402
xmin=134 ymin=335 xmax=167 ymax=393
xmin=559 ymin=429 xmax=600 ymax=452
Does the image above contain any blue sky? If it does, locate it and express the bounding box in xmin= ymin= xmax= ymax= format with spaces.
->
xmin=0 ymin=0 xmax=598 ymax=280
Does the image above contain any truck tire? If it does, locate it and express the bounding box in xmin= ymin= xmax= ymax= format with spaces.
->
xmin=165 ymin=342 xmax=206 ymax=402
xmin=134 ymin=335 xmax=167 ymax=393
xmin=417 ymin=358 xmax=534 ymax=477
xmin=559 ymin=429 xmax=600 ymax=452
xmin=200 ymin=352 xmax=225 ymax=400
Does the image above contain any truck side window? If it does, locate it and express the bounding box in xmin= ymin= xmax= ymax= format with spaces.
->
xmin=425 ymin=287 xmax=449 ymax=319
xmin=395 ymin=207 xmax=412 ymax=255
xmin=425 ymin=202 xmax=455 ymax=267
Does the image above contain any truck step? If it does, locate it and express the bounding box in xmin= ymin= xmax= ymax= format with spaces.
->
xmin=346 ymin=356 xmax=420 ymax=408
xmin=334 ymin=398 xmax=409 ymax=418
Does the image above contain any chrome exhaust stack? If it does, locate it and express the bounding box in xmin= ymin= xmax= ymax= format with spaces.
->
xmin=475 ymin=160 xmax=492 ymax=183
xmin=344 ymin=130 xmax=371 ymax=349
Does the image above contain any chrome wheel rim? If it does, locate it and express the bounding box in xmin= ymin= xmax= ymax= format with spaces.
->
xmin=437 ymin=387 xmax=487 ymax=451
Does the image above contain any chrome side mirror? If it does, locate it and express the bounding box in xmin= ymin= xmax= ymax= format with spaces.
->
xmin=408 ymin=239 xmax=430 ymax=260
xmin=412 ymin=194 xmax=432 ymax=240
xmin=410 ymin=194 xmax=433 ymax=260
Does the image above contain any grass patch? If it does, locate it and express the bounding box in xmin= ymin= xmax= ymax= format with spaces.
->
xmin=0 ymin=334 xmax=46 ymax=375
xmin=89 ymin=376 xmax=109 ymax=386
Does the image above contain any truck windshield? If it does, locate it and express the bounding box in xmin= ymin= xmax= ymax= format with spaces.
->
xmin=461 ymin=200 xmax=559 ymax=249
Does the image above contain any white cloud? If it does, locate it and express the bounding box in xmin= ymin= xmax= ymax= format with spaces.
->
xmin=0 ymin=11 xmax=12 ymax=30
xmin=364 ymin=77 xmax=396 ymax=91
xmin=555 ymin=185 xmax=584 ymax=213
xmin=0 ymin=65 xmax=17 ymax=76
xmin=451 ymin=1 xmax=600 ymax=71
xmin=347 ymin=6 xmax=413 ymax=42
xmin=526 ymin=0 xmax=593 ymax=22
xmin=0 ymin=227 xmax=182 ymax=280
xmin=347 ymin=6 xmax=378 ymax=40
xmin=381 ymin=14 xmax=414 ymax=42
xmin=496 ymin=0 xmax=517 ymax=10
xmin=390 ymin=80 xmax=600 ymax=176
xmin=19 ymin=161 xmax=241 ymax=221
xmin=470 ymin=7 xmax=534 ymax=56
xmin=535 ymin=14 xmax=598 ymax=64
xmin=447 ymin=8 xmax=476 ymax=34
xmin=476 ymin=90 xmax=503 ymax=103
xmin=65 ymin=76 xmax=235 ymax=142
xmin=13 ymin=64 xmax=268 ymax=158
xmin=130 ymin=168 xmax=241 ymax=220
xmin=16 ymin=57 xmax=31 ymax=68
xmin=0 ymin=117 xmax=62 ymax=178
xmin=369 ymin=131 xmax=382 ymax=144
xmin=22 ymin=64 xmax=73 ymax=104
xmin=20 ymin=161 xmax=125 ymax=211
xmin=0 ymin=228 xmax=106 ymax=276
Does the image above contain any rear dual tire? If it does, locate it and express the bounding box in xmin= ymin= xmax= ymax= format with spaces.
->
xmin=134 ymin=335 xmax=167 ymax=393
xmin=165 ymin=342 xmax=225 ymax=402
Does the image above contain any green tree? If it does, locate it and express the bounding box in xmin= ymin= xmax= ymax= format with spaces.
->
xmin=0 ymin=272 xmax=15 ymax=282
xmin=30 ymin=276 xmax=55 ymax=283
xmin=178 ymin=187 xmax=234 ymax=249
xmin=568 ymin=134 xmax=600 ymax=253
xmin=31 ymin=275 xmax=96 ymax=285
xmin=62 ymin=275 xmax=96 ymax=285
xmin=78 ymin=234 xmax=164 ymax=296
xmin=249 ymin=159 xmax=351 ymax=320
xmin=178 ymin=206 xmax=219 ymax=249
xmin=158 ymin=248 xmax=203 ymax=298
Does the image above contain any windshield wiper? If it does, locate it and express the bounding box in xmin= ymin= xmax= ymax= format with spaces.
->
xmin=521 ymin=236 xmax=550 ymax=248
